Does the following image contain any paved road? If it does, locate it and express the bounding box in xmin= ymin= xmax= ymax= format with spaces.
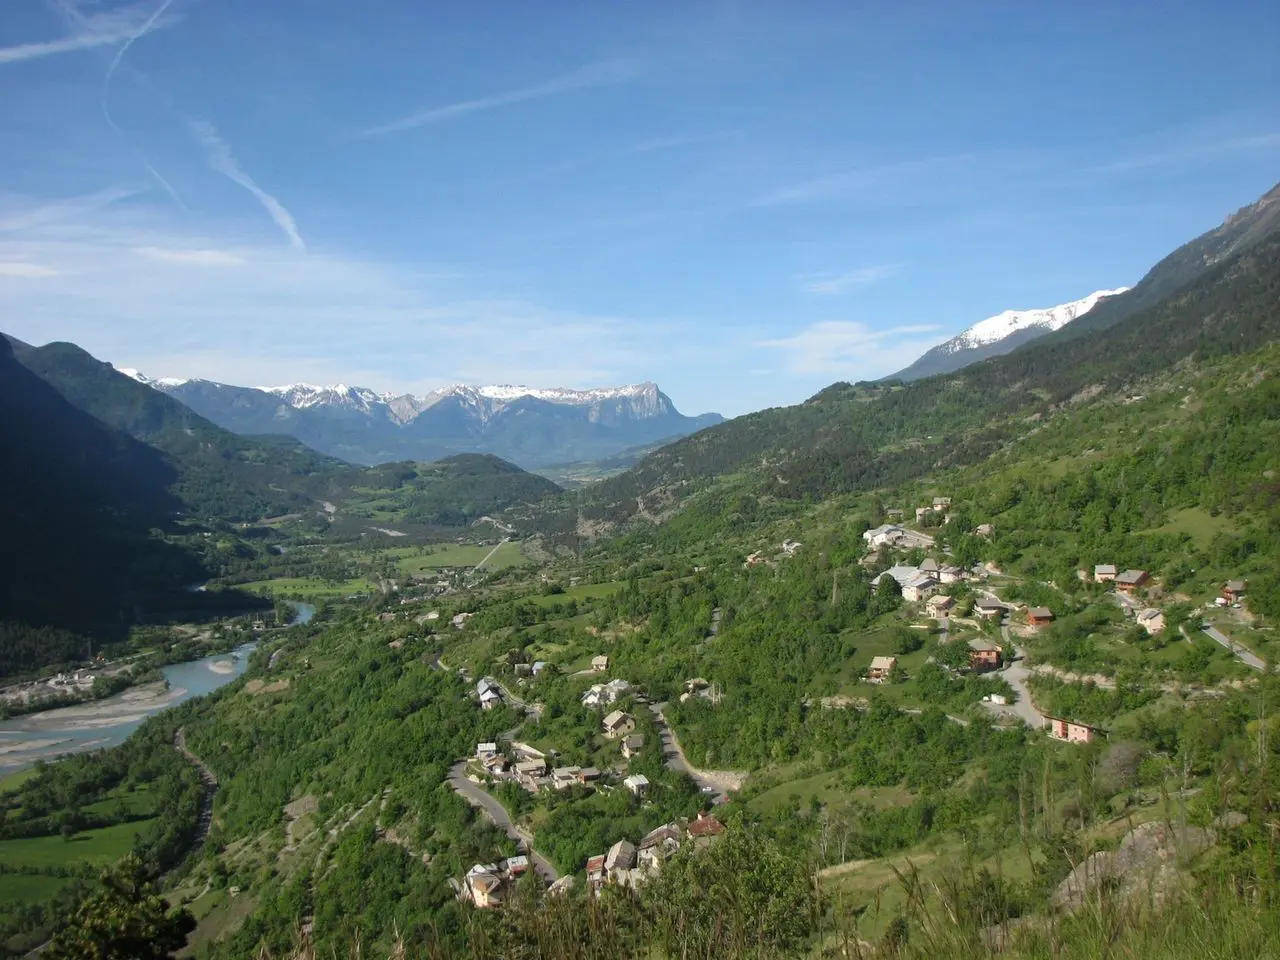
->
xmin=647 ymin=704 xmax=743 ymax=798
xmin=1203 ymin=625 xmax=1265 ymax=671
xmin=447 ymin=761 xmax=558 ymax=882
xmin=979 ymin=614 xmax=1044 ymax=728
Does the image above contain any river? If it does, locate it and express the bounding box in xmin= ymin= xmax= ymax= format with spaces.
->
xmin=0 ymin=601 xmax=315 ymax=775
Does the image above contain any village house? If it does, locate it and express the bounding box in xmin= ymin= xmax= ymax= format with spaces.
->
xmin=687 ymin=812 xmax=726 ymax=846
xmin=452 ymin=612 xmax=473 ymax=629
xmin=1137 ymin=608 xmax=1166 ymax=635
xmin=968 ymin=639 xmax=1003 ymax=672
xmin=939 ymin=564 xmax=964 ymax=584
xmin=623 ymin=773 xmax=650 ymax=797
xmin=1026 ymin=607 xmax=1055 ymax=628
xmin=481 ymin=753 xmax=509 ymax=775
xmin=462 ymin=865 xmax=504 ymax=909
xmin=638 ymin=823 xmax=683 ymax=870
xmin=864 ymin=523 xmax=905 ymax=547
xmin=915 ymin=507 xmax=931 ymax=522
xmin=621 ymin=734 xmax=645 ymax=759
xmin=974 ymin=599 xmax=1005 ymax=620
xmin=476 ymin=742 xmax=498 ymax=760
xmin=582 ymin=678 xmax=633 ymax=709
xmin=975 ymin=523 xmax=995 ymax=537
xmin=919 ymin=558 xmax=941 ymax=575
xmin=591 ymin=655 xmax=610 ymax=673
xmin=514 ymin=758 xmax=547 ymax=788
xmin=1223 ymin=580 xmax=1247 ymax=603
xmin=902 ymin=575 xmax=940 ymax=603
xmin=933 ymin=496 xmax=952 ymax=510
xmin=1046 ymin=717 xmax=1102 ymax=744
xmin=885 ymin=508 xmax=905 ymax=520
xmin=577 ymin=767 xmax=601 ymax=785
xmin=1093 ymin=564 xmax=1118 ymax=583
xmin=867 ymin=656 xmax=897 ymax=683
xmin=1114 ymin=570 xmax=1149 ymax=593
xmin=476 ymin=678 xmax=503 ymax=711
xmin=501 ymin=856 xmax=529 ymax=879
xmin=603 ymin=710 xmax=636 ymax=739
xmin=531 ymin=661 xmax=550 ymax=677
xmin=606 ymin=840 xmax=637 ymax=877
xmin=552 ymin=766 xmax=583 ymax=790
xmin=585 ymin=854 xmax=607 ymax=894
xmin=926 ymin=594 xmax=954 ymax=617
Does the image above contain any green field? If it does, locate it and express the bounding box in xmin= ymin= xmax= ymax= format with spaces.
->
xmin=240 ymin=577 xmax=373 ymax=598
xmin=0 ymin=819 xmax=154 ymax=869
xmin=0 ymin=872 xmax=76 ymax=906
xmin=391 ymin=541 xmax=530 ymax=573
xmin=749 ymin=771 xmax=913 ymax=815
xmin=528 ymin=581 xmax=624 ymax=607
xmin=1149 ymin=507 xmax=1237 ymax=547
xmin=0 ymin=767 xmax=38 ymax=794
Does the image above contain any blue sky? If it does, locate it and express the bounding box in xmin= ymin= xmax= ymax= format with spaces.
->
xmin=1 ymin=1 xmax=1277 ymax=417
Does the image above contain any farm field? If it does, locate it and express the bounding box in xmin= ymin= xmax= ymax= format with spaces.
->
xmin=0 ymin=818 xmax=155 ymax=869
xmin=389 ymin=541 xmax=530 ymax=573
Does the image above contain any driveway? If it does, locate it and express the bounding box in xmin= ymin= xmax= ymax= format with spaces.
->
xmin=980 ymin=614 xmax=1044 ymax=728
xmin=1203 ymin=624 xmax=1265 ymax=672
xmin=447 ymin=761 xmax=558 ymax=881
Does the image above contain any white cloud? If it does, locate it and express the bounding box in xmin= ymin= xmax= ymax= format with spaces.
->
xmin=798 ymin=264 xmax=900 ymax=296
xmin=0 ymin=186 xmax=145 ymax=233
xmin=136 ymin=246 xmax=244 ymax=266
xmin=759 ymin=320 xmax=947 ymax=379
xmin=0 ymin=262 xmax=58 ymax=278
xmin=362 ymin=59 xmax=641 ymax=137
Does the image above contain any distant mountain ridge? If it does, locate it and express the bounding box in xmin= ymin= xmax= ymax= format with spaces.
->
xmin=123 ymin=373 xmax=723 ymax=469
xmin=889 ymin=288 xmax=1129 ymax=381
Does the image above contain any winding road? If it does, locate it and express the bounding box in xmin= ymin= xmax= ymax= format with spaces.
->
xmin=647 ymin=704 xmax=745 ymax=799
xmin=1203 ymin=624 xmax=1265 ymax=671
xmin=447 ymin=761 xmax=558 ymax=882
xmin=174 ymin=726 xmax=218 ymax=850
xmin=978 ymin=610 xmax=1045 ymax=728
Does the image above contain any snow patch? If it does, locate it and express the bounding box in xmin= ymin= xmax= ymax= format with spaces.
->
xmin=946 ymin=288 xmax=1130 ymax=353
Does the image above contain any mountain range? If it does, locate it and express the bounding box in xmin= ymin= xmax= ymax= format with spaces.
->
xmin=888 ymin=287 xmax=1130 ymax=381
xmin=122 ymin=375 xmax=723 ymax=470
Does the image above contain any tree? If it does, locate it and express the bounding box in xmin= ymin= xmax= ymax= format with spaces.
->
xmin=46 ymin=856 xmax=195 ymax=960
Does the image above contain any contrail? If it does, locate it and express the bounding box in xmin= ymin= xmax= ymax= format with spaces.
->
xmin=101 ymin=0 xmax=184 ymax=207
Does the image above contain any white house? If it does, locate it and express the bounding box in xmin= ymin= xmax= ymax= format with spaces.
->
xmin=623 ymin=774 xmax=650 ymax=797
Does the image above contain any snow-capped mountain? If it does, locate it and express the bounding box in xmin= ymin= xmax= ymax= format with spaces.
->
xmin=123 ymin=373 xmax=722 ymax=469
xmin=888 ymin=288 xmax=1130 ymax=382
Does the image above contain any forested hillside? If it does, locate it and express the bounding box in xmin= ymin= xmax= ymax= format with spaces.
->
xmin=514 ymin=182 xmax=1280 ymax=543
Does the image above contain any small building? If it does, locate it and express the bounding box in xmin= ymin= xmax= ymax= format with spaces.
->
xmin=926 ymin=594 xmax=954 ymax=617
xmin=591 ymin=655 xmax=610 ymax=673
xmin=781 ymin=540 xmax=802 ymax=556
xmin=1026 ymin=607 xmax=1055 ymax=628
xmin=603 ymin=710 xmax=636 ymax=739
xmin=531 ymin=660 xmax=550 ymax=677
xmin=939 ymin=565 xmax=964 ymax=584
xmin=452 ymin=612 xmax=473 ymax=629
xmin=975 ymin=523 xmax=995 ymax=537
xmin=621 ymin=734 xmax=645 ymax=759
xmin=968 ymin=639 xmax=1002 ymax=672
xmin=932 ymin=496 xmax=952 ymax=510
xmin=915 ymin=507 xmax=931 ymax=522
xmin=974 ymin=600 xmax=1005 ymax=620
xmin=481 ymin=753 xmax=508 ymax=775
xmin=1136 ymin=608 xmax=1165 ymax=635
xmin=1046 ymin=717 xmax=1102 ymax=744
xmin=623 ymin=774 xmax=650 ymax=797
xmin=1115 ymin=570 xmax=1149 ymax=593
xmin=463 ymin=866 xmax=504 ymax=909
xmin=1093 ymin=564 xmax=1118 ymax=583
xmin=552 ymin=766 xmax=583 ymax=790
xmin=864 ymin=524 xmax=905 ymax=548
xmin=919 ymin=557 xmax=941 ymax=575
xmin=476 ymin=742 xmax=498 ymax=759
xmin=638 ymin=823 xmax=683 ymax=869
xmin=1223 ymin=580 xmax=1247 ymax=603
xmin=514 ymin=759 xmax=547 ymax=785
xmin=585 ymin=854 xmax=607 ymax=893
xmin=606 ymin=839 xmax=637 ymax=873
xmin=902 ymin=575 xmax=940 ymax=603
xmin=867 ymin=655 xmax=897 ymax=683
xmin=501 ymin=855 xmax=529 ymax=878
xmin=577 ymin=767 xmax=601 ymax=785
xmin=687 ymin=811 xmax=725 ymax=845
xmin=745 ymin=551 xmax=767 ymax=567
xmin=885 ymin=508 xmax=905 ymax=520
xmin=479 ymin=689 xmax=503 ymax=711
